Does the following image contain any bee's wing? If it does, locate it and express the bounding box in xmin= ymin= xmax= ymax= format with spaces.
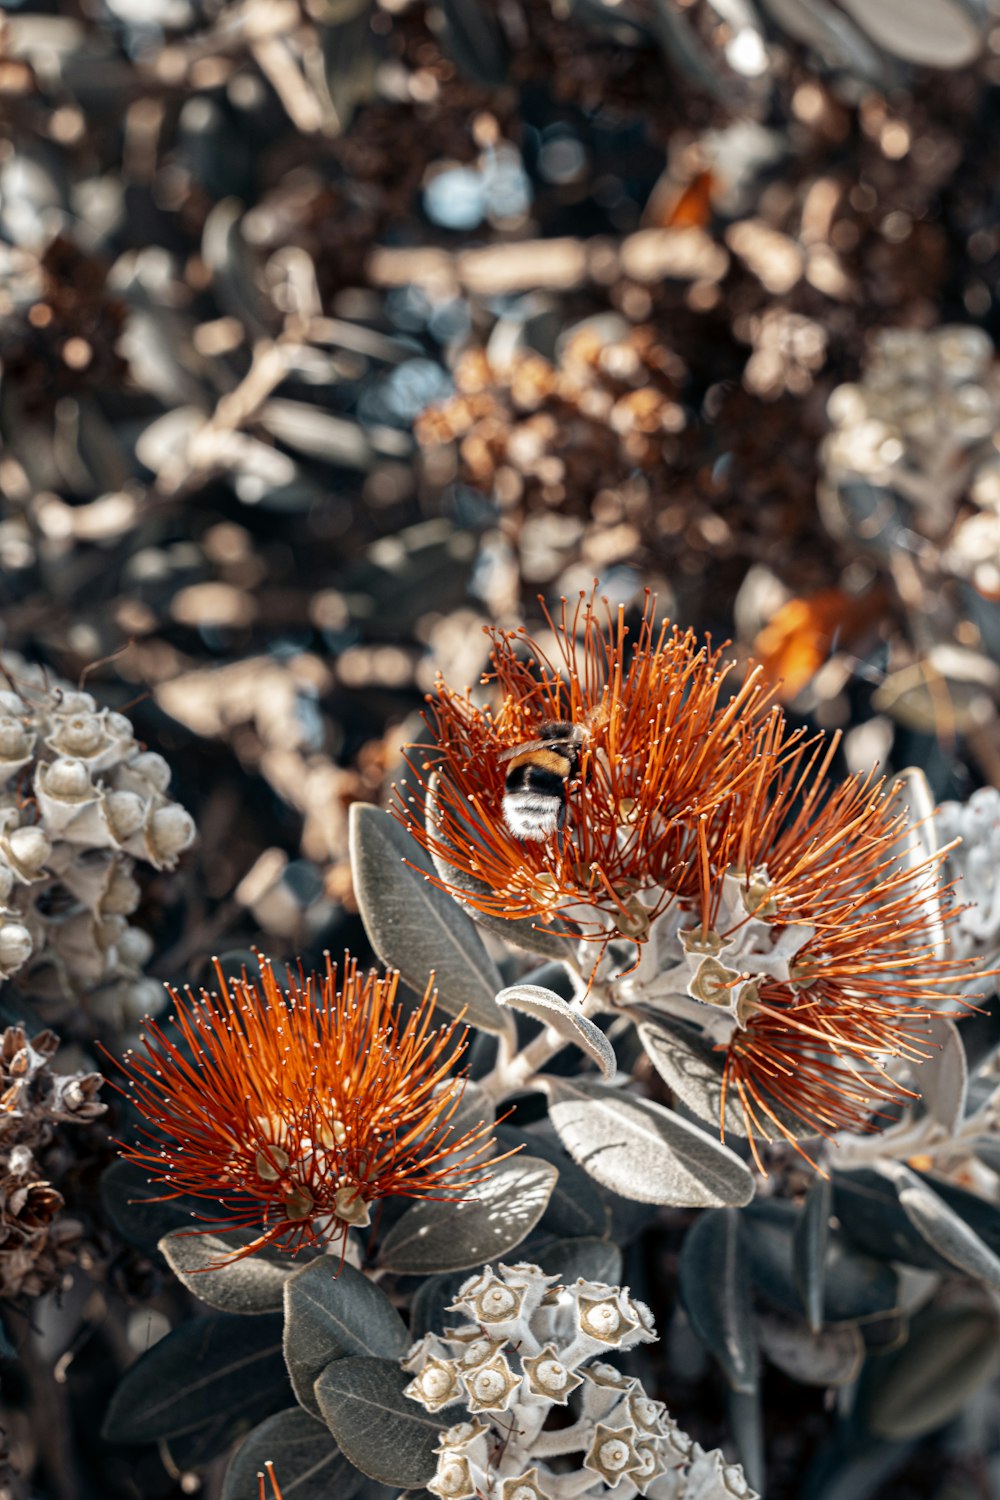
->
xmin=498 ymin=739 xmax=550 ymax=761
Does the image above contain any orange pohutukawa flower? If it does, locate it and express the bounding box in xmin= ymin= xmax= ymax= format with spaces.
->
xmin=395 ymin=589 xmax=978 ymax=1165
xmin=395 ymin=590 xmax=778 ymax=946
xmin=110 ymin=955 xmax=497 ymax=1260
xmin=627 ymin=719 xmax=977 ymax=1164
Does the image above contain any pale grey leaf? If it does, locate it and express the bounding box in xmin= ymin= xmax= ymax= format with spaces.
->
xmin=283 ymin=1260 xmax=408 ymax=1418
xmin=496 ymin=983 xmax=616 ymax=1079
xmin=315 ymin=1356 xmax=456 ymax=1487
xmin=544 ymin=1078 xmax=755 ymax=1207
xmin=158 ymin=1229 xmax=295 ymax=1315
xmin=348 ymin=803 xmax=507 ymax=1035
xmin=376 ymin=1155 xmax=557 ymax=1274
xmin=878 ymin=1161 xmax=1000 ymax=1290
xmin=222 ymin=1409 xmax=362 ymax=1500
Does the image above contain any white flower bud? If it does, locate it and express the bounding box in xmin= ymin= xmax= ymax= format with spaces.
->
xmin=5 ymin=825 xmax=51 ymax=877
xmin=0 ymin=922 xmax=32 ymax=975
xmin=146 ymin=804 xmax=196 ymax=867
xmin=52 ymin=714 xmax=107 ymax=757
xmin=43 ymin=758 xmax=91 ymax=799
xmin=0 ymin=862 xmax=14 ymax=903
xmin=0 ymin=718 xmax=32 ymax=761
xmin=116 ymin=924 xmax=155 ymax=972
xmin=55 ymin=691 xmax=97 ymax=715
xmin=101 ymin=866 xmax=142 ymax=916
xmin=117 ymin=751 xmax=172 ymax=794
xmin=104 ymin=792 xmax=146 ymax=842
xmin=0 ymin=692 xmax=26 ymax=716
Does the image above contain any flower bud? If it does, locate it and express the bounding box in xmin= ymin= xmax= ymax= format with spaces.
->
xmin=5 ymin=825 xmax=51 ymax=879
xmin=0 ymin=922 xmax=32 ymax=975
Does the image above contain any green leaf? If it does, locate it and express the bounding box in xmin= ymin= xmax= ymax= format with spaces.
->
xmin=865 ymin=1301 xmax=1000 ymax=1440
xmin=544 ymin=1078 xmax=755 ymax=1207
xmin=222 ymin=1409 xmax=363 ymax=1500
xmin=678 ymin=1210 xmax=758 ymax=1393
xmin=876 ymin=1161 xmax=1000 ymax=1290
xmin=531 ymin=1235 xmax=623 ymax=1286
xmin=744 ymin=1200 xmax=899 ymax=1323
xmin=376 ymin=1156 xmax=557 ymax=1274
xmin=638 ymin=1019 xmax=746 ymax=1136
xmin=410 ymin=1273 xmax=471 ymax=1341
xmin=348 ymin=804 xmax=507 ymax=1035
xmin=639 ymin=1017 xmax=817 ymax=1139
xmin=159 ymin=1230 xmax=295 ymax=1315
xmin=794 ymin=1177 xmax=833 ymax=1334
xmin=314 ymin=1357 xmax=455 ymax=1488
xmin=496 ymin=984 xmax=616 ymax=1079
xmin=757 ymin=1311 xmax=864 ymax=1388
xmin=103 ymin=1313 xmax=287 ymax=1446
xmin=916 ymin=1017 xmax=967 ymax=1130
xmin=833 ymin=1169 xmax=958 ymax=1273
xmin=493 ymin=1125 xmax=607 ymax=1238
xmin=727 ymin=1386 xmax=765 ymax=1498
xmin=100 ymin=1159 xmax=208 ymax=1258
xmin=283 ymin=1261 xmax=408 ymax=1417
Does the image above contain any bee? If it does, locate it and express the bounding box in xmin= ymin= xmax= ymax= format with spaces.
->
xmin=498 ymin=718 xmax=592 ymax=841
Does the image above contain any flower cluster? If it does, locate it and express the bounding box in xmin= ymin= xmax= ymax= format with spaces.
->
xmin=403 ymin=1262 xmax=755 ymax=1500
xmin=0 ymin=1024 xmax=105 ymax=1298
xmin=397 ymin=592 xmax=976 ymax=1158
xmin=0 ymin=656 xmax=195 ymax=1020
xmin=110 ymin=955 xmax=498 ymax=1260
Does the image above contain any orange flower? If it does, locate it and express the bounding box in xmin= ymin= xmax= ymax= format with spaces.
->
xmin=396 ymin=591 xmax=777 ymax=947
xmin=109 ymin=955 xmax=497 ymax=1260
xmin=665 ymin=723 xmax=977 ymax=1164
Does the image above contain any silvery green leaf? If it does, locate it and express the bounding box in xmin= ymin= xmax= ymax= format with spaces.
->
xmin=158 ymin=1229 xmax=295 ymax=1314
xmin=639 ymin=1018 xmax=746 ymax=1135
xmin=679 ymin=1209 xmax=758 ymax=1393
xmin=496 ymin=984 xmax=616 ymax=1079
xmin=532 ymin=1234 xmax=623 ymax=1286
xmin=544 ymin=1078 xmax=755 ymax=1207
xmin=410 ymin=1272 xmax=471 ymax=1341
xmin=876 ymin=1162 xmax=1000 ymax=1290
xmin=283 ymin=1260 xmax=408 ymax=1418
xmin=833 ymin=1169 xmax=958 ymax=1273
xmin=103 ymin=1313 xmax=286 ymax=1446
xmin=376 ymin=1155 xmax=557 ymax=1274
xmin=744 ymin=1199 xmax=899 ymax=1322
xmin=917 ymin=1016 xmax=968 ymax=1131
xmin=865 ymin=1302 xmax=1000 ymax=1440
xmin=839 ymin=0 xmax=986 ymax=66
xmin=425 ymin=772 xmax=579 ymax=960
xmin=794 ymin=1176 xmax=832 ymax=1334
xmin=314 ymin=1356 xmax=456 ymax=1487
xmin=639 ymin=1017 xmax=815 ymax=1138
xmin=348 ymin=803 xmax=508 ymax=1036
xmin=727 ymin=1387 xmax=764 ymax=1497
xmin=222 ymin=1409 xmax=363 ymax=1500
xmin=493 ymin=1125 xmax=607 ymax=1238
xmin=756 ymin=0 xmax=884 ymax=79
xmin=100 ymin=1160 xmax=204 ymax=1257
xmin=892 ymin=765 xmax=947 ymax=960
xmin=756 ymin=1311 xmax=864 ymax=1387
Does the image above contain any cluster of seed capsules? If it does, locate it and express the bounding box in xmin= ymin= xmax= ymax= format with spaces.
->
xmin=403 ymin=1262 xmax=755 ymax=1500
xmin=0 ymin=658 xmax=194 ymax=1019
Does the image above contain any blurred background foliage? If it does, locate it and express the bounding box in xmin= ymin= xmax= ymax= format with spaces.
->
xmin=2 ymin=0 xmax=1000 ymax=1495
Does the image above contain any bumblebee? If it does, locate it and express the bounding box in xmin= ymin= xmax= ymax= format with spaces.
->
xmin=499 ymin=719 xmax=588 ymax=841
